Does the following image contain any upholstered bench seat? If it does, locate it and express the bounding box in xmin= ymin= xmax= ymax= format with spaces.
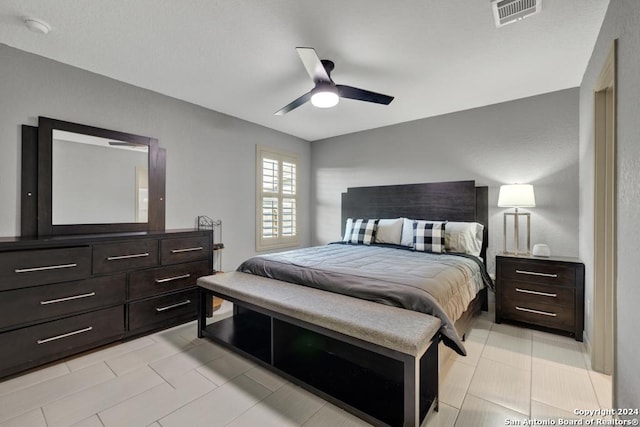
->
xmin=197 ymin=272 xmax=441 ymax=358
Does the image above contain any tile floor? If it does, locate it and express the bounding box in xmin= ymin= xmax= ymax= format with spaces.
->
xmin=0 ymin=302 xmax=611 ymax=427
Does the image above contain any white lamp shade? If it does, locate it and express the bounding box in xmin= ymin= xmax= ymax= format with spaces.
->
xmin=497 ymin=184 xmax=536 ymax=208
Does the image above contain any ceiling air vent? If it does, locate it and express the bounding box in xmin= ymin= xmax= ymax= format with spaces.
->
xmin=492 ymin=0 xmax=541 ymax=27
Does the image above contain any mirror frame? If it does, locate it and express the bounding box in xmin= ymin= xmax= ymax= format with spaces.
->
xmin=22 ymin=117 xmax=165 ymax=236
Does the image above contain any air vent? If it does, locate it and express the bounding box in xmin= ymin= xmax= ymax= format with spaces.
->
xmin=492 ymin=0 xmax=541 ymax=27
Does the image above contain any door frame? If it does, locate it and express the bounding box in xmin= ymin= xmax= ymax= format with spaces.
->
xmin=592 ymin=40 xmax=616 ymax=380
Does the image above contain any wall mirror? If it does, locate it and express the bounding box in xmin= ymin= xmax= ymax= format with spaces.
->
xmin=21 ymin=117 xmax=165 ymax=236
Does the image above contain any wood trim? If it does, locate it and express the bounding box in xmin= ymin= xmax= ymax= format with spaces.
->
xmin=149 ymin=143 xmax=166 ymax=231
xmin=475 ymin=186 xmax=489 ymax=264
xmin=592 ymin=40 xmax=616 ymax=376
xmin=37 ymin=118 xmax=54 ymax=236
xmin=21 ymin=125 xmax=38 ymax=237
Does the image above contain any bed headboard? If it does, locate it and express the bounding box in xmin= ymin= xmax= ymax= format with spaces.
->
xmin=341 ymin=180 xmax=489 ymax=263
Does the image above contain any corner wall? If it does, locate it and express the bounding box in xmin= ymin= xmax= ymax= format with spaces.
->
xmin=579 ymin=0 xmax=640 ymax=409
xmin=311 ymin=88 xmax=580 ymax=274
xmin=0 ymin=44 xmax=311 ymax=270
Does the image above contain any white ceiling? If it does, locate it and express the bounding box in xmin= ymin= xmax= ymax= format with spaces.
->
xmin=0 ymin=0 xmax=609 ymax=141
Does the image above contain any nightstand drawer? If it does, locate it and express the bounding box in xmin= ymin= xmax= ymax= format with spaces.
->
xmin=128 ymin=260 xmax=209 ymax=300
xmin=500 ymin=259 xmax=575 ymax=287
xmin=501 ymin=280 xmax=574 ymax=309
xmin=93 ymin=240 xmax=159 ymax=274
xmin=501 ymin=301 xmax=574 ymax=331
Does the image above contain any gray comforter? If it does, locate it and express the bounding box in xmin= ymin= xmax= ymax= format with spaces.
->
xmin=237 ymin=244 xmax=491 ymax=355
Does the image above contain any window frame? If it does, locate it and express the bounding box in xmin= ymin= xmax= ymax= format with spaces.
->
xmin=256 ymin=145 xmax=299 ymax=251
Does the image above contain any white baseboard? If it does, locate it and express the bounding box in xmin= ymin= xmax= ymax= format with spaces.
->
xmin=582 ymin=331 xmax=592 ymax=369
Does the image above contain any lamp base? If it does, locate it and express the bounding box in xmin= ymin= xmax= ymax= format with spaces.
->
xmin=502 ymin=250 xmax=531 ymax=256
xmin=503 ymin=210 xmax=531 ymax=255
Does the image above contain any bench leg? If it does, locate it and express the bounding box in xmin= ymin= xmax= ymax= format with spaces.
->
xmin=197 ymin=288 xmax=207 ymax=338
xmin=403 ymin=357 xmax=419 ymax=427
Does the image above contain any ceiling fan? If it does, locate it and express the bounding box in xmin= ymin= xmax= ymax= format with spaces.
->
xmin=275 ymin=47 xmax=394 ymax=115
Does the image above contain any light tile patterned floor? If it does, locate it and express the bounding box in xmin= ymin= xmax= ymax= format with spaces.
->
xmin=0 ymin=302 xmax=611 ymax=427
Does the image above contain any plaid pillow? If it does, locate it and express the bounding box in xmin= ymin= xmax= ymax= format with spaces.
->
xmin=413 ymin=220 xmax=446 ymax=253
xmin=350 ymin=219 xmax=379 ymax=245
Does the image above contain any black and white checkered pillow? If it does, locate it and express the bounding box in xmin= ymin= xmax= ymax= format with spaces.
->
xmin=413 ymin=220 xmax=446 ymax=253
xmin=350 ymin=219 xmax=379 ymax=245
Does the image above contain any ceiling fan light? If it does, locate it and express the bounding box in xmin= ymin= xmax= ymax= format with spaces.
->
xmin=311 ymin=89 xmax=339 ymax=108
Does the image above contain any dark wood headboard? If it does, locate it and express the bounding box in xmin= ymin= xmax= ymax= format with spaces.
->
xmin=341 ymin=180 xmax=489 ymax=262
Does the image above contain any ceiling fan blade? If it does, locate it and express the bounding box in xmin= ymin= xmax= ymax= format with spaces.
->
xmin=336 ymin=85 xmax=394 ymax=105
xmin=296 ymin=47 xmax=331 ymax=83
xmin=274 ymin=91 xmax=312 ymax=115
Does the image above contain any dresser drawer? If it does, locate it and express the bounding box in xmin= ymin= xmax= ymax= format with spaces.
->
xmin=160 ymin=236 xmax=210 ymax=265
xmin=0 ymin=306 xmax=124 ymax=378
xmin=93 ymin=240 xmax=159 ymax=274
xmin=128 ymin=289 xmax=198 ymax=333
xmin=501 ymin=280 xmax=574 ymax=310
xmin=129 ymin=260 xmax=210 ymax=300
xmin=500 ymin=259 xmax=576 ymax=287
xmin=0 ymin=247 xmax=91 ymax=291
xmin=501 ymin=299 xmax=575 ymax=331
xmin=0 ymin=274 xmax=126 ymax=330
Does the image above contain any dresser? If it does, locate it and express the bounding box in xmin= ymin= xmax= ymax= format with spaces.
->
xmin=495 ymin=254 xmax=585 ymax=341
xmin=0 ymin=229 xmax=212 ymax=378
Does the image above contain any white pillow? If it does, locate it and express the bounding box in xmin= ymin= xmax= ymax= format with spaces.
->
xmin=445 ymin=222 xmax=484 ymax=257
xmin=374 ymin=218 xmax=403 ymax=245
xmin=400 ymin=218 xmax=415 ymax=247
xmin=342 ymin=218 xmax=353 ymax=242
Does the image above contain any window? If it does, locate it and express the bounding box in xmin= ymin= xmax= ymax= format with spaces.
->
xmin=256 ymin=146 xmax=299 ymax=250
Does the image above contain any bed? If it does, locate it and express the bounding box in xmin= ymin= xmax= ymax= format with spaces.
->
xmin=242 ymin=180 xmax=489 ymax=348
xmin=198 ymin=180 xmax=490 ymax=426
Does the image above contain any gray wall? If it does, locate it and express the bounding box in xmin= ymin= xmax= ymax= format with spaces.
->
xmin=579 ymin=0 xmax=640 ymax=410
xmin=0 ymin=44 xmax=311 ymax=270
xmin=311 ymin=88 xmax=580 ymax=274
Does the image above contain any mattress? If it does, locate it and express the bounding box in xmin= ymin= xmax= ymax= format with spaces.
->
xmin=238 ymin=243 xmax=491 ymax=355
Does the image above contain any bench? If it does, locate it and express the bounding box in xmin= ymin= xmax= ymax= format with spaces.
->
xmin=197 ymin=272 xmax=442 ymax=427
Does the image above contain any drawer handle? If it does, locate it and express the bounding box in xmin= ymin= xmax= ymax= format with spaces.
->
xmin=515 ymin=269 xmax=558 ymax=278
xmin=41 ymin=292 xmax=96 ymax=305
xmin=155 ymin=274 xmax=191 ymax=284
xmin=515 ymin=288 xmax=557 ymax=298
xmin=107 ymin=253 xmax=149 ymax=261
xmin=37 ymin=326 xmax=93 ymax=344
xmin=156 ymin=300 xmax=191 ymax=312
xmin=15 ymin=263 xmax=77 ymax=273
xmin=170 ymin=247 xmax=203 ymax=254
xmin=515 ymin=306 xmax=557 ymax=317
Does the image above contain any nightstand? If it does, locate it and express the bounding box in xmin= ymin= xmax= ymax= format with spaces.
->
xmin=495 ymin=254 xmax=585 ymax=341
